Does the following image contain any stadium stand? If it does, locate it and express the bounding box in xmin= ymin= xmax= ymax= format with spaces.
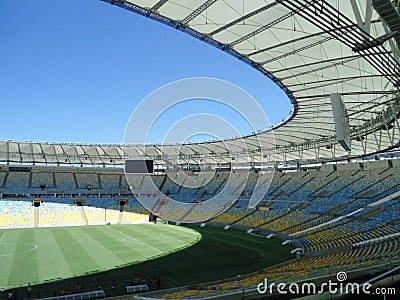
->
xmin=2 ymin=158 xmax=400 ymax=298
xmin=38 ymin=202 xmax=83 ymax=226
xmin=0 ymin=200 xmax=33 ymax=227
xmin=2 ymin=160 xmax=400 ymax=237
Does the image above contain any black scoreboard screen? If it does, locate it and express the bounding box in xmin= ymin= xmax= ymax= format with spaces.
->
xmin=125 ymin=160 xmax=154 ymax=174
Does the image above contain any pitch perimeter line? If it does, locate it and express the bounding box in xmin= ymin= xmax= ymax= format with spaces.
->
xmin=118 ymin=231 xmax=163 ymax=254
xmin=0 ymin=232 xmax=5 ymax=243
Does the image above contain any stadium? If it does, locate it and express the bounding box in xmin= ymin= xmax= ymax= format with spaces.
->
xmin=1 ymin=0 xmax=400 ymax=299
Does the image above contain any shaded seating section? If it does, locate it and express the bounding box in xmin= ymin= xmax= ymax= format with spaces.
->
xmin=30 ymin=171 xmax=55 ymax=193
xmin=3 ymin=172 xmax=30 ymax=193
xmin=54 ymin=172 xmax=76 ymax=192
xmin=123 ymin=199 xmax=148 ymax=214
xmin=101 ymin=174 xmax=121 ymax=192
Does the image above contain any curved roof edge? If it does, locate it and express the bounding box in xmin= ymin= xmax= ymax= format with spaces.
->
xmin=102 ymin=0 xmax=297 ymax=133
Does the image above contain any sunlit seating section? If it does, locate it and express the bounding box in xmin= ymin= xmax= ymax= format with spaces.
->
xmin=346 ymin=167 xmax=398 ymax=201
xmin=161 ymin=172 xmax=230 ymax=203
xmin=297 ymin=199 xmax=400 ymax=252
xmin=236 ymin=240 xmax=400 ymax=288
xmin=154 ymin=200 xmax=223 ymax=223
xmin=158 ymin=171 xmax=261 ymax=206
xmin=156 ymin=202 xmax=186 ymax=222
xmin=336 ymin=199 xmax=372 ymax=216
xmin=82 ymin=196 xmax=119 ymax=224
xmin=317 ymin=170 xmax=363 ymax=204
xmin=0 ymin=200 xmax=33 ymax=227
xmin=121 ymin=211 xmax=148 ymax=223
xmin=4 ymin=161 xmax=400 ymax=300
xmin=159 ymin=176 xmax=192 ymax=202
xmin=263 ymin=173 xmax=288 ymax=199
xmin=260 ymin=210 xmax=331 ymax=234
xmin=261 ymin=239 xmax=398 ymax=282
xmin=298 ymin=219 xmax=357 ymax=250
xmin=1 ymin=160 xmax=399 ymax=210
xmin=298 ymin=214 xmax=399 ymax=252
xmin=160 ymin=238 xmax=400 ymax=299
xmin=237 ymin=172 xmax=259 ymax=201
xmin=273 ymin=171 xmax=315 ymax=202
xmin=374 ymin=202 xmax=400 ymax=224
xmin=302 ymin=200 xmax=333 ymax=214
xmin=325 ymin=174 xmax=367 ymax=205
xmin=7 ymin=163 xmax=400 ymax=224
xmin=268 ymin=166 xmax=399 ymax=212
xmin=2 ymin=160 xmax=400 ymax=232
xmin=211 ymin=207 xmax=249 ymax=224
xmin=39 ymin=202 xmax=83 ymax=226
xmin=84 ymin=206 xmax=107 ymax=224
xmin=235 ymin=210 xmax=278 ymax=227
xmin=285 ymin=214 xmax=334 ymax=235
xmin=105 ymin=204 xmax=120 ymax=223
xmin=210 ymin=201 xmax=333 ymax=234
xmin=268 ymin=201 xmax=298 ymax=211
xmin=182 ymin=203 xmax=231 ymax=223
xmin=274 ymin=171 xmax=340 ymax=204
xmin=79 ymin=196 xmax=147 ymax=224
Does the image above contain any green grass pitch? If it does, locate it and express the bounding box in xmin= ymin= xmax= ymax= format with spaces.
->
xmin=0 ymin=224 xmax=293 ymax=297
xmin=0 ymin=224 xmax=200 ymax=290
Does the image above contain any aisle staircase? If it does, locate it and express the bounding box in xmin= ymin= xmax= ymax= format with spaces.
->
xmin=79 ymin=206 xmax=88 ymax=225
xmin=34 ymin=207 xmax=39 ymax=228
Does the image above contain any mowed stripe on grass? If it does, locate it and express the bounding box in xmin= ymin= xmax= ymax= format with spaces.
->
xmin=0 ymin=224 xmax=200 ymax=290
xmin=8 ymin=229 xmax=40 ymax=287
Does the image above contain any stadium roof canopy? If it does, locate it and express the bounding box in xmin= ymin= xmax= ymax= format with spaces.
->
xmin=1 ymin=0 xmax=400 ymax=167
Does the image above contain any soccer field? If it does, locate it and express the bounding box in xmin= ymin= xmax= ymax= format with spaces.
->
xmin=0 ymin=224 xmax=200 ymax=290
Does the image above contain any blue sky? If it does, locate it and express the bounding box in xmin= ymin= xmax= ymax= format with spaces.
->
xmin=0 ymin=0 xmax=291 ymax=144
